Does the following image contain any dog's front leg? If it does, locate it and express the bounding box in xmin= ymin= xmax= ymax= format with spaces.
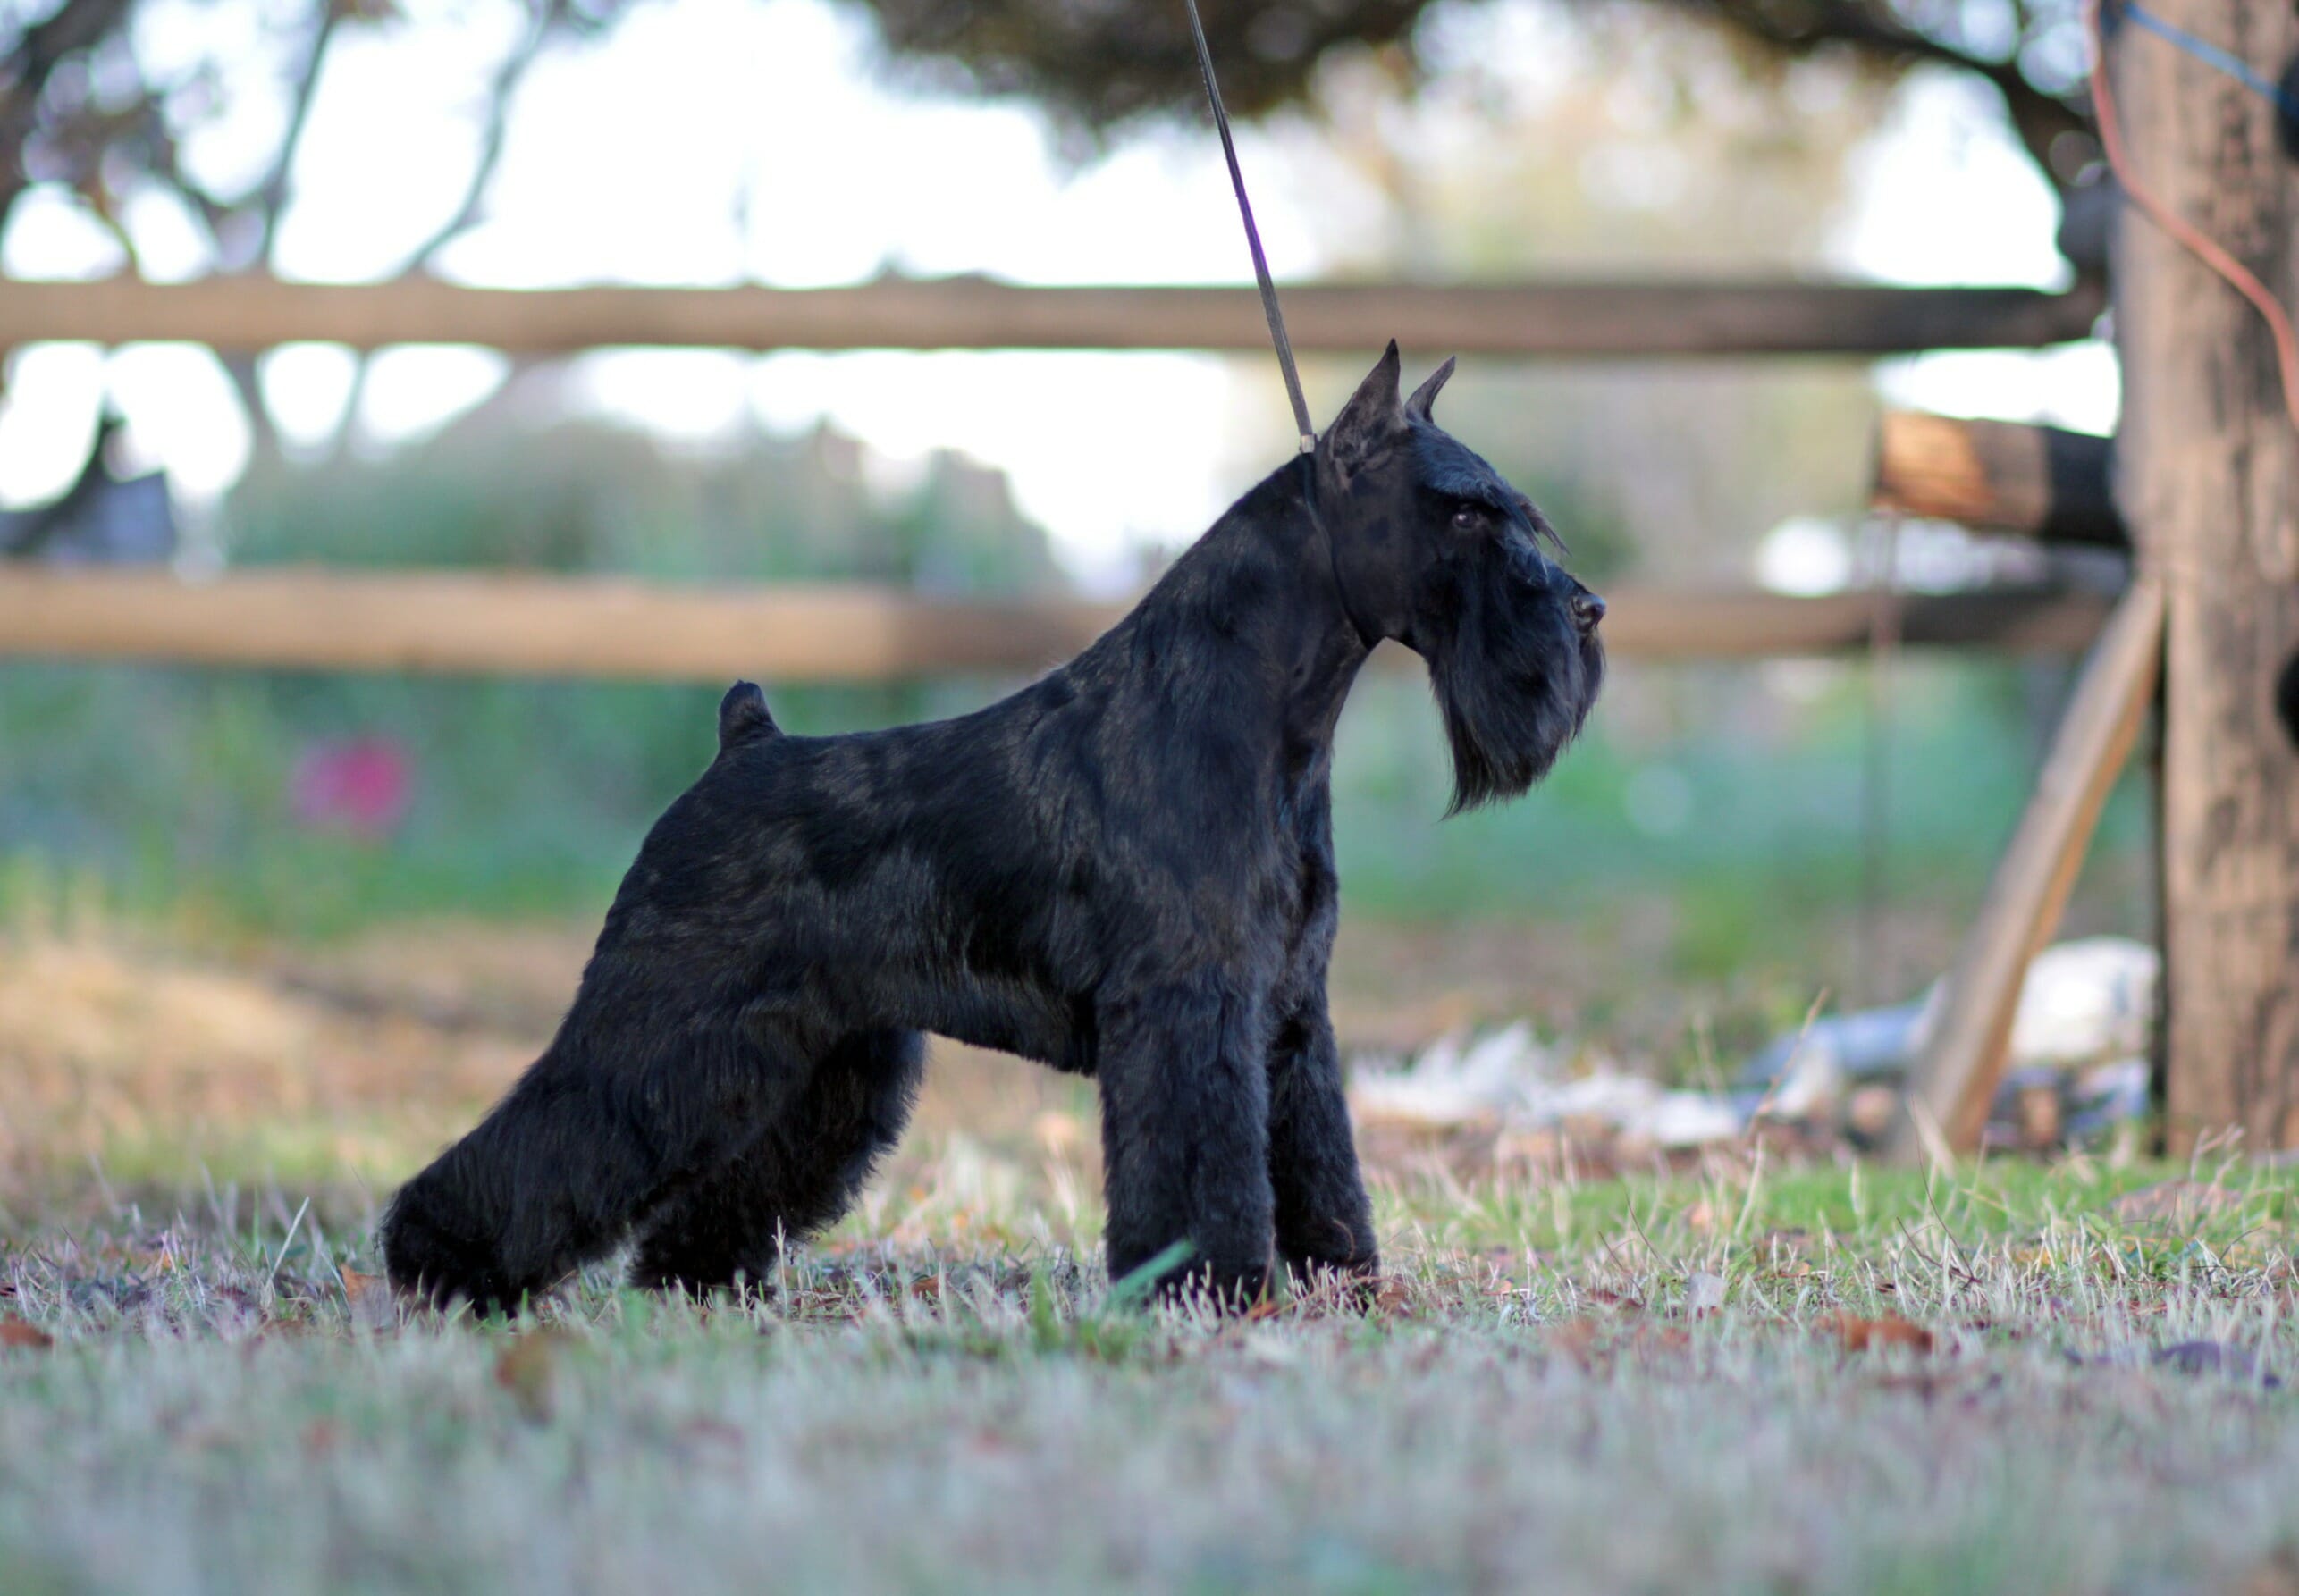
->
xmin=1094 ymin=970 xmax=1276 ymax=1307
xmin=1267 ymin=1003 xmax=1379 ymax=1294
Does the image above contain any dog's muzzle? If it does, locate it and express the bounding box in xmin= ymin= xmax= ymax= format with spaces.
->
xmin=1571 ymin=589 xmax=1605 ymax=637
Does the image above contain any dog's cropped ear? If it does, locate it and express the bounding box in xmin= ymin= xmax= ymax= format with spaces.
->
xmin=1405 ymin=356 xmax=1455 ymax=422
xmin=718 ymin=680 xmax=779 ymax=752
xmin=1321 ymin=340 xmax=1404 ymax=481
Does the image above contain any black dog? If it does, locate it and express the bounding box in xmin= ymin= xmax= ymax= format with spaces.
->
xmin=381 ymin=343 xmax=1604 ymax=1311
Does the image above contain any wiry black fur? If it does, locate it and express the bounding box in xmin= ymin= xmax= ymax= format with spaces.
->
xmin=380 ymin=344 xmax=1604 ymax=1313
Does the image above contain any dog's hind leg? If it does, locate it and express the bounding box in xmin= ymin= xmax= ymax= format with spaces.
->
xmin=382 ymin=1000 xmax=821 ymax=1313
xmin=628 ymin=1027 xmax=925 ymax=1294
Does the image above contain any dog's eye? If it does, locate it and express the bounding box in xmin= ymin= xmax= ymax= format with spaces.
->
xmin=1451 ymin=504 xmax=1485 ymax=533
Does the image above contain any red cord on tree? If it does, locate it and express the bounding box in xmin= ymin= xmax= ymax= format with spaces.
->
xmin=2088 ymin=0 xmax=2299 ymax=439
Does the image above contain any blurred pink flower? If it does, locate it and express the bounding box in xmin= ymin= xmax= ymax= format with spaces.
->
xmin=289 ymin=737 xmax=414 ymax=838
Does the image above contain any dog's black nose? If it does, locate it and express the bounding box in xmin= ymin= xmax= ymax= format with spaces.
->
xmin=1571 ymin=591 xmax=1605 ymax=634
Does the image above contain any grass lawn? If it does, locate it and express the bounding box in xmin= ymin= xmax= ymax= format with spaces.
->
xmin=4 ymin=1155 xmax=2298 ymax=1596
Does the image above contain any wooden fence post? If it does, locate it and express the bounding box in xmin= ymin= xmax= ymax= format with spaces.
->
xmin=2112 ymin=0 xmax=2299 ymax=1151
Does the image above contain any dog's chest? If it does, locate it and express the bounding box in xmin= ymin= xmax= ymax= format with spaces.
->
xmin=1273 ymin=760 xmax=1337 ymax=938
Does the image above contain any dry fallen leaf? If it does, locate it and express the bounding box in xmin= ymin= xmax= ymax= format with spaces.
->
xmin=1547 ymin=1317 xmax=1604 ymax=1365
xmin=340 ymin=1266 xmax=398 ymax=1331
xmin=1371 ymin=1277 xmax=1415 ymax=1318
xmin=1633 ymin=1323 xmax=1693 ymax=1356
xmin=964 ymin=1427 xmax=1020 ymax=1459
xmin=0 ymin=1316 xmax=53 ymax=1350
xmin=2236 ymin=1549 xmax=2299 ymax=1596
xmin=1831 ymin=1312 xmax=1934 ymax=1355
xmin=1243 ymin=1292 xmax=1289 ymax=1323
xmin=493 ymin=1329 xmax=573 ymax=1421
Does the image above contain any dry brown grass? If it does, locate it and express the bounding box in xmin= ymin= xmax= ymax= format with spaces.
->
xmin=6 ymin=916 xmax=2299 ymax=1592
xmin=5 ymin=1146 xmax=2299 ymax=1595
xmin=0 ymin=917 xmax=1120 ymax=1203
xmin=2 ymin=913 xmax=1615 ymax=1196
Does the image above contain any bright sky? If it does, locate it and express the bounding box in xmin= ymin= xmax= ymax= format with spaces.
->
xmin=0 ymin=0 xmax=2117 ymax=585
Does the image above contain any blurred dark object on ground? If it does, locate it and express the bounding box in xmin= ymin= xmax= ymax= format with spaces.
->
xmin=0 ymin=413 xmax=176 ymax=566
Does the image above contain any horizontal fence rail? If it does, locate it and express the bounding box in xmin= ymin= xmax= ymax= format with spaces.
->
xmin=1873 ymin=410 xmax=2124 ymax=546
xmin=0 ymin=568 xmax=2114 ymax=682
xmin=0 ymin=274 xmax=2108 ymax=358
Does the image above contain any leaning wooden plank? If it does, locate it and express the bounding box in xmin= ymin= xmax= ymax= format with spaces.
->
xmin=1871 ymin=411 xmax=2125 ymax=548
xmin=1886 ymin=578 xmax=2168 ymax=1164
xmin=0 ymin=273 xmax=2108 ymax=358
xmin=0 ymin=568 xmax=2115 ymax=682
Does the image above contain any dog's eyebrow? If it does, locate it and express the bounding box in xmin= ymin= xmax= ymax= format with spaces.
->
xmin=1413 ymin=435 xmax=1508 ymax=503
xmin=1516 ymin=492 xmax=1570 ymax=558
xmin=1415 ymin=433 xmax=1568 ymax=556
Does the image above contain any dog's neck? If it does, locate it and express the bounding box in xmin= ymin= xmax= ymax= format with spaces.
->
xmin=1089 ymin=456 xmax=1372 ymax=761
xmin=1298 ymin=457 xmax=1380 ymax=653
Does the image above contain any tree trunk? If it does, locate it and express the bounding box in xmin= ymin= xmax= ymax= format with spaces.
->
xmin=2113 ymin=1 xmax=2299 ymax=1152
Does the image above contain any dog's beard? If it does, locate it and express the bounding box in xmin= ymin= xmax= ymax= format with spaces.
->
xmin=1425 ymin=559 xmax=1604 ymax=814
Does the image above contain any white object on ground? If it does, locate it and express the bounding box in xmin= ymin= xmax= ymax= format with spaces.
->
xmin=1989 ymin=937 xmax=2159 ymax=1069
xmin=1350 ymin=1025 xmax=1753 ymax=1147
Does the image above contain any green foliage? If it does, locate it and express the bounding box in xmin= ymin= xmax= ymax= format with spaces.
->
xmin=1326 ymin=661 xmax=2150 ymax=927
xmin=1 ymin=641 xmax=2155 ymax=950
xmin=1 ymin=415 xmax=2153 ymax=968
xmin=228 ymin=419 xmax=1063 ymax=592
xmin=0 ymin=420 xmax=1061 ymax=937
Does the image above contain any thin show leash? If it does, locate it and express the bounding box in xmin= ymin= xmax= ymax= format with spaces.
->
xmin=1182 ymin=0 xmax=1317 ymax=457
xmin=1181 ymin=0 xmax=1385 ymax=649
xmin=1183 ymin=0 xmax=2299 ymax=453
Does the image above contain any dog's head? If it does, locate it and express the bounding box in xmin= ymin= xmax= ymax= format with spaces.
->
xmin=1314 ymin=340 xmax=1605 ymax=811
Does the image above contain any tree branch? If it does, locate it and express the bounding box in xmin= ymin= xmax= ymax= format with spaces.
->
xmin=251 ymin=0 xmax=347 ymax=266
xmin=400 ymin=0 xmax=560 ymax=272
xmin=0 ymin=0 xmax=140 ymax=231
xmin=1644 ymin=0 xmax=2090 ymax=184
xmin=328 ymin=0 xmax=559 ymax=457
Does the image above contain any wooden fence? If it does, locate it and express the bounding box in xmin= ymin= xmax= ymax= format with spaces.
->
xmin=0 ymin=273 xmax=2103 ymax=357
xmin=0 ymin=567 xmax=2113 ymax=682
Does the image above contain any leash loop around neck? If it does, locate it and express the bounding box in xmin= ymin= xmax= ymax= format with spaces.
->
xmin=1182 ymin=0 xmax=1316 ymax=455
xmin=1297 ymin=453 xmax=1377 ymax=652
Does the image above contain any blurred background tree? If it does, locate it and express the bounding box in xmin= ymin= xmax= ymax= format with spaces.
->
xmin=1 ymin=0 xmax=623 ymax=449
xmin=847 ymin=0 xmax=2096 ymax=205
xmin=3 ymin=0 xmax=2096 ymax=286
